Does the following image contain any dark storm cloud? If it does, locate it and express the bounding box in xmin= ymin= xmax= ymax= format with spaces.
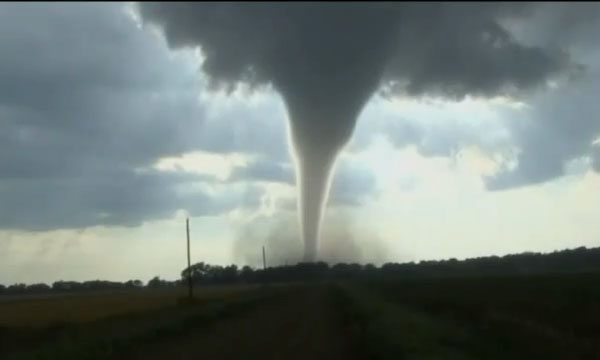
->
xmin=136 ymin=2 xmax=588 ymax=199
xmin=0 ymin=3 xmax=204 ymax=179
xmin=0 ymin=3 xmax=278 ymax=231
xmin=506 ymin=3 xmax=600 ymax=51
xmin=383 ymin=3 xmax=600 ymax=191
xmin=0 ymin=2 xmax=374 ymax=232
xmin=339 ymin=3 xmax=600 ymax=191
xmin=485 ymin=75 xmax=600 ymax=190
xmin=484 ymin=5 xmax=600 ymax=190
xmin=0 ymin=169 xmax=261 ymax=231
xmin=0 ymin=2 xmax=249 ymax=174
xmin=138 ymin=2 xmax=576 ymax=260
xmin=2 ymin=1 xmax=593 ymax=236
xmin=191 ymin=98 xmax=290 ymax=162
xmin=138 ymin=2 xmax=572 ymax=100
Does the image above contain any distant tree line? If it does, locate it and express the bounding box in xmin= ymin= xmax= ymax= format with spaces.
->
xmin=0 ymin=279 xmax=146 ymax=296
xmin=179 ymin=246 xmax=600 ymax=285
xmin=2 ymin=246 xmax=600 ymax=296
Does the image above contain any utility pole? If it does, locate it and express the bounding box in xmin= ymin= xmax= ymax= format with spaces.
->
xmin=262 ymin=245 xmax=267 ymax=270
xmin=186 ymin=218 xmax=193 ymax=299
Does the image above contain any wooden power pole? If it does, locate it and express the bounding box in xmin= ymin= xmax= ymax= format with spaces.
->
xmin=262 ymin=245 xmax=267 ymax=270
xmin=186 ymin=218 xmax=193 ymax=299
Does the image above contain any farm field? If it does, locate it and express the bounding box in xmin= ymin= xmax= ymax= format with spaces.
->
xmin=1 ymin=275 xmax=599 ymax=359
xmin=0 ymin=284 xmax=261 ymax=328
xmin=337 ymin=273 xmax=600 ymax=359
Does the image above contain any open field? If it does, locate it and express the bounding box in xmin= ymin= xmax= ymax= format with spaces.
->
xmin=336 ymin=273 xmax=600 ymax=359
xmin=1 ymin=275 xmax=599 ymax=359
xmin=1 ymin=283 xmax=287 ymax=360
xmin=0 ymin=284 xmax=261 ymax=328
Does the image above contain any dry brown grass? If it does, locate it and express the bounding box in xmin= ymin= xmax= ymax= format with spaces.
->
xmin=0 ymin=284 xmax=260 ymax=328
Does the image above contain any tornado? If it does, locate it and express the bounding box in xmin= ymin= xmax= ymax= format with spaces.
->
xmin=137 ymin=2 xmax=575 ymax=261
xmin=275 ymin=55 xmax=387 ymax=261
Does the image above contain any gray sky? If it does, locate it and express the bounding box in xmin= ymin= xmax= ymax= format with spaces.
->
xmin=1 ymin=2 xmax=600 ymax=284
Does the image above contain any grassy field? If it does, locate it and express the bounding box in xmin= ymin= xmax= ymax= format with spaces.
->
xmin=335 ymin=273 xmax=600 ymax=359
xmin=0 ymin=284 xmax=278 ymax=360
xmin=0 ymin=284 xmax=260 ymax=328
xmin=1 ymin=275 xmax=599 ymax=359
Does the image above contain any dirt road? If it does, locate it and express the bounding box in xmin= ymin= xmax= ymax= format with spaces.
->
xmin=123 ymin=284 xmax=361 ymax=360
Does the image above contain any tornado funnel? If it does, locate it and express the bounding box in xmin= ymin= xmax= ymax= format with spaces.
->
xmin=277 ymin=61 xmax=384 ymax=261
